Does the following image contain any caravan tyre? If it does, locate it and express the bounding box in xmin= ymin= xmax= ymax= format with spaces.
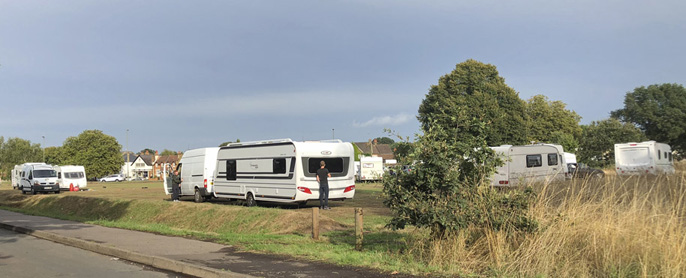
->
xmin=194 ymin=189 xmax=204 ymax=203
xmin=245 ymin=193 xmax=256 ymax=207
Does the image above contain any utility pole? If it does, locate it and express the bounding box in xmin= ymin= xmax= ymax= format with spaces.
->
xmin=42 ymin=136 xmax=45 ymax=162
xmin=126 ymin=129 xmax=130 ymax=178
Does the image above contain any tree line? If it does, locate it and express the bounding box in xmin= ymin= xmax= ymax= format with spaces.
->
xmin=0 ymin=130 xmax=123 ymax=179
xmin=383 ymin=59 xmax=686 ymax=237
xmin=384 ymin=60 xmax=684 ymax=168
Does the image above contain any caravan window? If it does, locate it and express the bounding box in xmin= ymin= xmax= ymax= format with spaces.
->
xmin=273 ymin=158 xmax=287 ymax=174
xmin=307 ymin=158 xmax=344 ymax=174
xmin=547 ymin=153 xmax=558 ymax=166
xmin=225 ymin=160 xmax=237 ymax=180
xmin=526 ymin=155 xmax=542 ymax=168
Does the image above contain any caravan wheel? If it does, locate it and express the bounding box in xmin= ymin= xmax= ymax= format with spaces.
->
xmin=245 ymin=193 xmax=257 ymax=207
xmin=194 ymin=189 xmax=204 ymax=203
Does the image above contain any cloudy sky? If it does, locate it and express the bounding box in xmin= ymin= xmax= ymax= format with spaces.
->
xmin=1 ymin=1 xmax=685 ymax=152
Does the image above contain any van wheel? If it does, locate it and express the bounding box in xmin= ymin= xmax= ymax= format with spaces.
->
xmin=194 ymin=189 xmax=204 ymax=203
xmin=55 ymin=190 xmax=61 ymax=194
xmin=245 ymin=193 xmax=256 ymax=207
xmin=31 ymin=188 xmax=37 ymax=195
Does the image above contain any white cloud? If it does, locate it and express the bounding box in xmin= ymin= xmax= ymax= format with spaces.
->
xmin=353 ymin=113 xmax=414 ymax=128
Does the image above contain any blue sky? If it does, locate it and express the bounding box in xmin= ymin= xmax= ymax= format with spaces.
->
xmin=1 ymin=1 xmax=685 ymax=152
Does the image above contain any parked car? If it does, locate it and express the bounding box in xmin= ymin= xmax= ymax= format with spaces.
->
xmin=100 ymin=174 xmax=124 ymax=182
xmin=569 ymin=163 xmax=605 ymax=179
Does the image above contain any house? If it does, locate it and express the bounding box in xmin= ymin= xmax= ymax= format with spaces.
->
xmin=353 ymin=142 xmax=395 ymax=161
xmin=152 ymin=151 xmax=182 ymax=179
xmin=121 ymin=151 xmax=154 ymax=179
xmin=121 ymin=151 xmax=136 ymax=178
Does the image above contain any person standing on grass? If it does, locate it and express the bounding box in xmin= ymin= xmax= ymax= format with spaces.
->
xmin=316 ymin=160 xmax=332 ymax=210
xmin=171 ymin=168 xmax=182 ymax=202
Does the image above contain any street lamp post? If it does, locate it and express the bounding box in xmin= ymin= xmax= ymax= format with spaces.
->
xmin=126 ymin=129 xmax=130 ymax=178
xmin=42 ymin=136 xmax=45 ymax=162
xmin=332 ymin=129 xmax=335 ymax=140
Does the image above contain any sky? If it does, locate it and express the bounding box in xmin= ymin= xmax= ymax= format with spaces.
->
xmin=1 ymin=0 xmax=685 ymax=153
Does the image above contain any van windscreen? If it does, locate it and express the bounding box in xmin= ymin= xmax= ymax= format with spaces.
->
xmin=34 ymin=170 xmax=57 ymax=178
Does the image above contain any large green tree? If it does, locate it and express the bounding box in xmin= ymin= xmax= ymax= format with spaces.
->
xmin=578 ymin=118 xmax=647 ymax=167
xmin=0 ymin=137 xmax=44 ymax=178
xmin=611 ymin=83 xmax=686 ymax=155
xmin=526 ymin=94 xmax=582 ymax=151
xmin=384 ymin=60 xmax=537 ymax=237
xmin=418 ymin=59 xmax=529 ymax=146
xmin=44 ymin=146 xmax=66 ymax=165
xmin=374 ymin=137 xmax=395 ymax=144
xmin=61 ymin=130 xmax=124 ymax=179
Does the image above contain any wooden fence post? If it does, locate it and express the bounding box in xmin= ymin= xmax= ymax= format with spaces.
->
xmin=355 ymin=207 xmax=363 ymax=251
xmin=312 ymin=207 xmax=320 ymax=240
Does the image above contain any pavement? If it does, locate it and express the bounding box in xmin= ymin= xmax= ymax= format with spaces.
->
xmin=0 ymin=209 xmax=407 ymax=278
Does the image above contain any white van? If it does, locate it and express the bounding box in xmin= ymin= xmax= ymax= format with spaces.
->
xmin=20 ymin=164 xmax=60 ymax=194
xmin=615 ymin=141 xmax=674 ymax=176
xmin=490 ymin=144 xmax=567 ymax=186
xmin=13 ymin=163 xmax=47 ymax=190
xmin=163 ymin=147 xmax=220 ymax=203
xmin=212 ymin=139 xmax=356 ymax=206
xmin=54 ymin=165 xmax=87 ymax=191
xmin=358 ymin=156 xmax=384 ymax=181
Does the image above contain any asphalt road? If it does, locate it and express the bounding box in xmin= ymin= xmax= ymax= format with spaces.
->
xmin=0 ymin=228 xmax=187 ymax=278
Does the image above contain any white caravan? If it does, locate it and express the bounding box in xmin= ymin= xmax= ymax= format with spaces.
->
xmin=212 ymin=139 xmax=356 ymax=206
xmin=20 ymin=163 xmax=60 ymax=194
xmin=358 ymin=156 xmax=384 ymax=181
xmin=54 ymin=165 xmax=87 ymax=191
xmin=490 ymin=144 xmax=567 ymax=186
xmin=13 ymin=163 xmax=47 ymax=190
xmin=163 ymin=147 xmax=220 ymax=203
xmin=615 ymin=141 xmax=674 ymax=176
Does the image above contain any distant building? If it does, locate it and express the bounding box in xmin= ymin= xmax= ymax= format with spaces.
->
xmin=120 ymin=150 xmax=154 ymax=179
xmin=152 ymin=151 xmax=182 ymax=179
xmin=353 ymin=142 xmax=395 ymax=162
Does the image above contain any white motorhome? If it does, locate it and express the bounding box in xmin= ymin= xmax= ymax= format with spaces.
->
xmin=13 ymin=163 xmax=47 ymax=190
xmin=358 ymin=156 xmax=384 ymax=181
xmin=615 ymin=141 xmax=675 ymax=176
xmin=54 ymin=165 xmax=87 ymax=191
xmin=212 ymin=139 xmax=356 ymax=206
xmin=490 ymin=144 xmax=567 ymax=186
xmin=20 ymin=164 xmax=60 ymax=194
xmin=163 ymin=147 xmax=220 ymax=203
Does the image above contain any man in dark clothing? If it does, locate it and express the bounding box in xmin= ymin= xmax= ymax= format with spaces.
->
xmin=171 ymin=169 xmax=182 ymax=202
xmin=316 ymin=160 xmax=331 ymax=210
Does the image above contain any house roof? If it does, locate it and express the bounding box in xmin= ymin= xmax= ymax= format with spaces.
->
xmin=132 ymin=154 xmax=154 ymax=166
xmin=154 ymin=155 xmax=180 ymax=165
xmin=353 ymin=142 xmax=395 ymax=161
xmin=122 ymin=151 xmax=136 ymax=163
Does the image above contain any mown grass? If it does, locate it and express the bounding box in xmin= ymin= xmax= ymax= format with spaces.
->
xmin=1 ymin=163 xmax=686 ymax=277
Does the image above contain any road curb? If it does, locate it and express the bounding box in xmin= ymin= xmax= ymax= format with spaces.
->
xmin=0 ymin=222 xmax=253 ymax=278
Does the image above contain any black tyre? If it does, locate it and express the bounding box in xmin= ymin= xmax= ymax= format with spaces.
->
xmin=55 ymin=190 xmax=61 ymax=194
xmin=245 ymin=193 xmax=256 ymax=207
xmin=31 ymin=187 xmax=36 ymax=195
xmin=194 ymin=189 xmax=204 ymax=203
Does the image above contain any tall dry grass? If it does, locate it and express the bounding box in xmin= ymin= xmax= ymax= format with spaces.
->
xmin=404 ymin=170 xmax=686 ymax=277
